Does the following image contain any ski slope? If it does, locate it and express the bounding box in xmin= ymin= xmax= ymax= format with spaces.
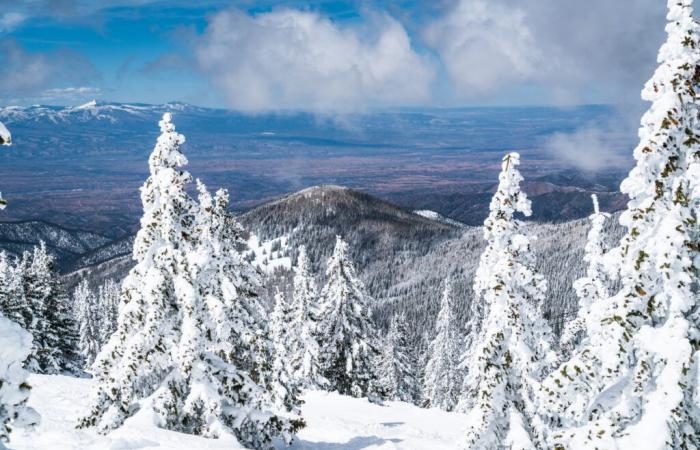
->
xmin=10 ymin=374 xmax=466 ymax=450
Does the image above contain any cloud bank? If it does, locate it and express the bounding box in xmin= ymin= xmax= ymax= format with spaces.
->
xmin=194 ymin=9 xmax=435 ymax=112
xmin=0 ymin=39 xmax=98 ymax=103
xmin=426 ymin=0 xmax=666 ymax=105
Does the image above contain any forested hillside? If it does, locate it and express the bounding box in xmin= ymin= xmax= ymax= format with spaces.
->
xmin=44 ymin=184 xmax=624 ymax=347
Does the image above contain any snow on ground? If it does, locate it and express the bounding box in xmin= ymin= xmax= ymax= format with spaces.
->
xmin=11 ymin=374 xmax=466 ymax=450
xmin=412 ymin=210 xmax=466 ymax=229
xmin=246 ymin=233 xmax=292 ymax=274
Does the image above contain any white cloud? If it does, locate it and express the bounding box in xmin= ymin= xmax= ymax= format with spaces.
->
xmin=542 ymin=124 xmax=631 ymax=172
xmin=195 ymin=9 xmax=435 ymax=112
xmin=41 ymin=86 xmax=103 ymax=100
xmin=424 ymin=0 xmax=666 ymax=105
xmin=424 ymin=0 xmax=541 ymax=97
xmin=0 ymin=39 xmax=98 ymax=101
xmin=0 ymin=12 xmax=26 ymax=33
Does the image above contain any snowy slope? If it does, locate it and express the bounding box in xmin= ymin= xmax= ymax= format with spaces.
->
xmin=11 ymin=374 xmax=466 ymax=450
xmin=413 ymin=210 xmax=467 ymax=228
xmin=246 ymin=232 xmax=293 ymax=274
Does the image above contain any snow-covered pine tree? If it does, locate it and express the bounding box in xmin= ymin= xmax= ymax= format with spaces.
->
xmin=288 ymin=246 xmax=325 ymax=388
xmin=73 ymin=280 xmax=102 ymax=368
xmin=267 ymin=287 xmax=302 ymax=421
xmin=459 ymin=152 xmax=556 ymax=449
xmin=152 ymin=180 xmax=302 ymax=448
xmin=80 ymin=120 xmax=302 ymax=449
xmin=21 ymin=242 xmax=80 ymax=374
xmin=559 ymin=194 xmax=610 ymax=357
xmin=0 ymin=252 xmax=31 ymax=330
xmin=270 ymin=288 xmax=291 ymax=373
xmin=541 ymin=1 xmax=700 ymax=447
xmin=317 ymin=236 xmax=382 ymax=399
xmin=96 ymin=279 xmax=120 ymax=345
xmin=79 ymin=112 xmax=199 ymax=432
xmin=423 ymin=280 xmax=461 ymax=411
xmin=0 ymin=315 xmax=39 ymax=444
xmin=378 ymin=313 xmax=420 ymax=403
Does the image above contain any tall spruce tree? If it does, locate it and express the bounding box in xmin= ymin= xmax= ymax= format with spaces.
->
xmin=541 ymin=1 xmax=700 ymax=447
xmin=96 ymin=279 xmax=120 ymax=345
xmin=21 ymin=243 xmax=80 ymax=374
xmin=378 ymin=313 xmax=420 ymax=403
xmin=317 ymin=236 xmax=381 ymax=399
xmin=423 ymin=281 xmax=461 ymax=411
xmin=559 ymin=194 xmax=610 ymax=357
xmin=73 ymin=280 xmax=103 ymax=368
xmin=154 ymin=182 xmax=302 ymax=448
xmin=288 ymin=246 xmax=324 ymax=388
xmin=459 ymin=153 xmax=556 ymax=449
xmin=0 ymin=252 xmax=30 ymax=329
xmin=79 ymin=118 xmax=301 ymax=448
xmin=79 ymin=112 xmax=200 ymax=432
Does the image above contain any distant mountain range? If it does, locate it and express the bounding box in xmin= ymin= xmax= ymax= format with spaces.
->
xmin=0 ymin=101 xmax=630 ymax=235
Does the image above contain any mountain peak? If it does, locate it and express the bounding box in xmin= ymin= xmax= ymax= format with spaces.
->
xmin=75 ymin=99 xmax=98 ymax=110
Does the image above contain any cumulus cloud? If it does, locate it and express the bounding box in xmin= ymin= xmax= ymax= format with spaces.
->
xmin=425 ymin=0 xmax=666 ymax=105
xmin=0 ymin=12 xmax=26 ymax=32
xmin=194 ymin=9 xmax=435 ymax=112
xmin=0 ymin=39 xmax=98 ymax=102
xmin=40 ymin=86 xmax=103 ymax=101
xmin=424 ymin=1 xmax=541 ymax=96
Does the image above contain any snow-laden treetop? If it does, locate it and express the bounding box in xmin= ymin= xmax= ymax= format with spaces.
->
xmin=149 ymin=112 xmax=187 ymax=171
xmin=0 ymin=120 xmax=11 ymax=146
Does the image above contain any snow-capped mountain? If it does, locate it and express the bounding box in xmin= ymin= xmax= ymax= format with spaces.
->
xmin=0 ymin=101 xmax=201 ymax=125
xmin=413 ymin=210 xmax=467 ymax=228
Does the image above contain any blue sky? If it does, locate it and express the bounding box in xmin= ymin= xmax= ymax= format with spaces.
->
xmin=0 ymin=0 xmax=668 ymax=111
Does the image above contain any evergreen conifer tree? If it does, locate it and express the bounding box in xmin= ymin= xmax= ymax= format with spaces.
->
xmin=288 ymin=246 xmax=324 ymax=388
xmin=559 ymin=194 xmax=610 ymax=357
xmin=541 ymin=2 xmax=700 ymax=447
xmin=79 ymin=112 xmax=201 ymax=432
xmin=378 ymin=313 xmax=420 ymax=403
xmin=0 ymin=252 xmax=30 ymax=329
xmin=317 ymin=236 xmax=382 ymax=399
xmin=21 ymin=243 xmax=80 ymax=374
xmin=459 ymin=153 xmax=556 ymax=449
xmin=80 ymin=119 xmax=302 ymax=449
xmin=423 ymin=281 xmax=461 ymax=411
xmin=73 ymin=280 xmax=103 ymax=368
xmin=96 ymin=279 xmax=120 ymax=345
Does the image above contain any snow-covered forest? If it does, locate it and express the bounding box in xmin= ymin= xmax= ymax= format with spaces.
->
xmin=1 ymin=0 xmax=700 ymax=449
